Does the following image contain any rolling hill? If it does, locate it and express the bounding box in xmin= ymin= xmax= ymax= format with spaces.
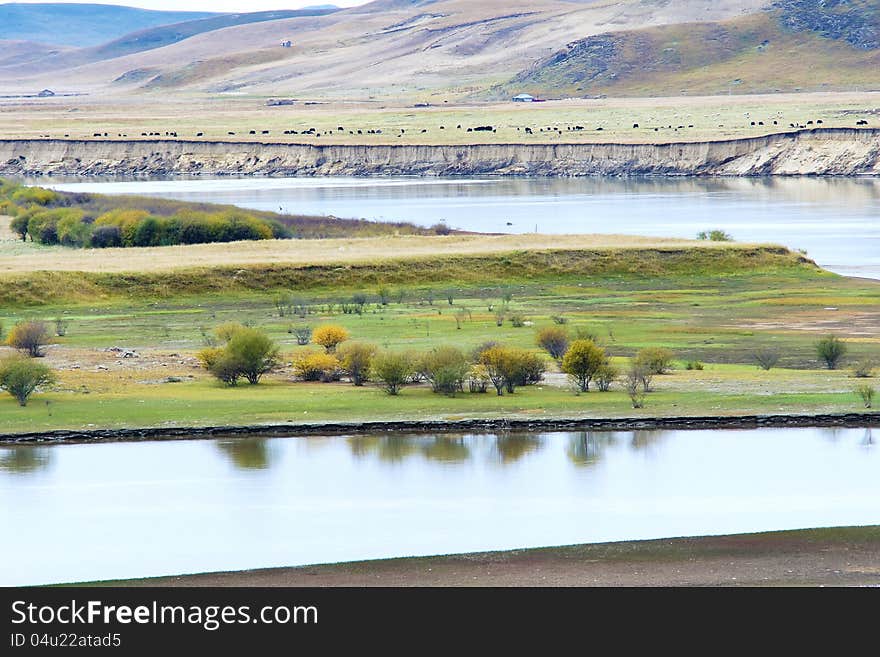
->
xmin=1 ymin=0 xmax=879 ymax=99
xmin=0 ymin=7 xmax=342 ymax=78
xmin=498 ymin=0 xmax=880 ymax=97
xmin=0 ymin=3 xmax=218 ymax=47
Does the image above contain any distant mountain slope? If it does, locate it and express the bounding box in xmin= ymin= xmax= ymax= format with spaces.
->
xmin=0 ymin=3 xmax=219 ymax=47
xmin=0 ymin=7 xmax=342 ymax=77
xmin=24 ymin=0 xmax=767 ymax=97
xmin=499 ymin=0 xmax=880 ymax=97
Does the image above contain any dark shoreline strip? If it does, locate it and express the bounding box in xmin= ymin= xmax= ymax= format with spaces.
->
xmin=3 ymin=412 xmax=878 ymax=445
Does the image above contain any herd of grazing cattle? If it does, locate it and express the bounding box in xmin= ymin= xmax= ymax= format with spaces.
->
xmin=25 ymin=116 xmax=875 ymax=141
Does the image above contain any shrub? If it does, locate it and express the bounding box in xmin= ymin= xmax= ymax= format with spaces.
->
xmin=338 ymin=341 xmax=378 ymax=386
xmin=198 ymin=347 xmax=244 ymax=386
xmin=697 ymin=229 xmax=733 ymax=241
xmin=856 ymin=385 xmax=875 ymax=409
xmin=851 ymin=359 xmax=875 ymax=378
xmin=214 ymin=322 xmax=247 ymax=344
xmin=536 ymin=326 xmax=570 ymax=360
xmin=313 ymin=324 xmax=350 ymax=353
xmin=467 ymin=364 xmax=490 ymax=393
xmin=685 ymin=360 xmax=704 ymax=371
xmin=292 ymin=326 xmax=312 ymax=346
xmin=11 ymin=186 xmax=60 ymax=206
xmin=420 ymin=346 xmax=470 ymax=395
xmin=199 ymin=325 xmax=279 ymax=385
xmin=551 ymin=315 xmax=568 ymax=325
xmin=478 ymin=346 xmax=540 ymax=395
xmin=431 ymin=222 xmax=452 ymax=235
xmin=629 ymin=360 xmax=654 ymax=392
xmin=754 ymin=348 xmax=781 ymax=371
xmin=0 ymin=355 xmax=55 ymax=406
xmin=471 ymin=341 xmax=500 ymax=362
xmin=293 ymin=351 xmax=341 ymax=382
xmin=226 ymin=328 xmax=280 ymax=384
xmin=7 ymin=321 xmax=51 ymax=357
xmin=54 ymin=317 xmax=69 ymax=337
xmin=816 ymin=335 xmax=847 ymax=370
xmin=634 ymin=347 xmax=674 ymax=375
xmin=509 ymin=314 xmax=527 ymax=328
xmin=625 ymin=368 xmax=647 ymax=408
xmin=511 ymin=351 xmax=546 ymax=387
xmin=90 ymin=224 xmax=123 ymax=248
xmin=371 ymin=351 xmax=414 ymax=395
xmin=56 ymin=210 xmax=90 ymax=247
xmin=595 ymin=362 xmax=619 ymax=392
xmin=9 ymin=213 xmax=30 ymax=241
xmin=561 ymin=340 xmax=607 ymax=392
xmin=573 ymin=326 xmax=600 ymax=342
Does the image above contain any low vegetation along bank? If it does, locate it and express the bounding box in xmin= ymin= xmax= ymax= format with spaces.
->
xmin=0 ymin=236 xmax=876 ymax=435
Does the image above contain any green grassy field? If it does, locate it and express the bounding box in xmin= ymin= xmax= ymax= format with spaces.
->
xmin=0 ymin=241 xmax=877 ymax=435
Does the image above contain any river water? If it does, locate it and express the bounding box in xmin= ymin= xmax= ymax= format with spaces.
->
xmin=1 ymin=427 xmax=877 ymax=586
xmin=42 ymin=176 xmax=880 ymax=279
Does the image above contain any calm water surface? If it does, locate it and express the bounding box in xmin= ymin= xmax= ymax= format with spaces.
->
xmin=42 ymin=176 xmax=880 ymax=279
xmin=2 ymin=427 xmax=877 ymax=586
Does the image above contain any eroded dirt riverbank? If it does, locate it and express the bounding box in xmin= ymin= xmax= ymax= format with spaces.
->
xmin=2 ymin=127 xmax=879 ymax=177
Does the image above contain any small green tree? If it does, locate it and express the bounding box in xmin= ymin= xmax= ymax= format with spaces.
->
xmin=338 ymin=341 xmax=378 ymax=386
xmin=0 ymin=355 xmax=55 ymax=406
xmin=420 ymin=346 xmax=470 ymax=395
xmin=561 ymin=340 xmax=607 ymax=392
xmin=634 ymin=347 xmax=674 ymax=375
xmin=856 ymin=385 xmax=875 ymax=409
xmin=226 ymin=328 xmax=280 ymax=384
xmin=371 ymin=351 xmax=414 ymax=395
xmin=816 ymin=335 xmax=847 ymax=370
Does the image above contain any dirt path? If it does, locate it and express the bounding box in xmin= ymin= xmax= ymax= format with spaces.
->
xmin=104 ymin=526 xmax=880 ymax=587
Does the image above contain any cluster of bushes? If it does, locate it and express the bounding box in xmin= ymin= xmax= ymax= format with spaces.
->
xmin=197 ymin=323 xmax=280 ymax=386
xmin=1 ymin=178 xmax=434 ymax=245
xmin=8 ymin=205 xmax=290 ymax=248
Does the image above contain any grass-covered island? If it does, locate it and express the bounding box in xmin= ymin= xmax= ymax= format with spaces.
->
xmin=0 ymin=200 xmax=877 ymax=437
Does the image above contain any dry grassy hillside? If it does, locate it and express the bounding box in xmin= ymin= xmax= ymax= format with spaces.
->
xmin=0 ymin=0 xmax=772 ymax=99
xmin=501 ymin=1 xmax=880 ymax=97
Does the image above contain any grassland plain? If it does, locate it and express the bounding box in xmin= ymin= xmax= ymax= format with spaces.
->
xmin=0 ymin=92 xmax=876 ymax=146
xmin=0 ymin=232 xmax=877 ymax=435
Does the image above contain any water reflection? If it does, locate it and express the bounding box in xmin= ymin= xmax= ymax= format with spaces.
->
xmin=3 ymin=426 xmax=879 ymax=586
xmin=216 ymin=438 xmax=274 ymax=470
xmin=347 ymin=434 xmax=471 ymax=464
xmin=492 ymin=433 xmax=543 ymax=464
xmin=566 ymin=432 xmax=615 ymax=467
xmin=0 ymin=446 xmax=51 ymax=474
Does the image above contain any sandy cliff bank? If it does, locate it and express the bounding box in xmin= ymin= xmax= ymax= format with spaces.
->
xmin=1 ymin=127 xmax=879 ymax=176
